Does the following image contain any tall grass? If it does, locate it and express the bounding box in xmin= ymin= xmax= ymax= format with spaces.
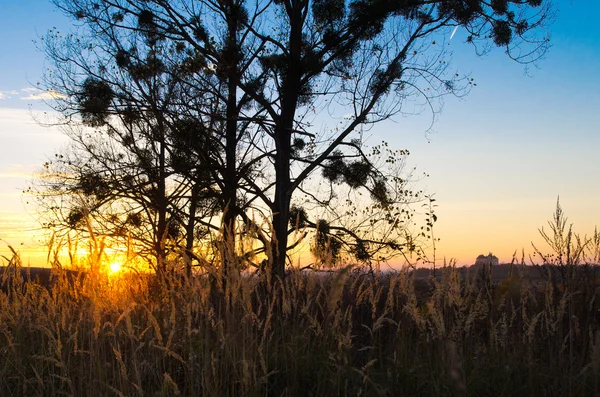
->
xmin=1 ymin=208 xmax=599 ymax=396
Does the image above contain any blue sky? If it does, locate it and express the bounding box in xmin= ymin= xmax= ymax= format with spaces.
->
xmin=0 ymin=0 xmax=599 ymax=267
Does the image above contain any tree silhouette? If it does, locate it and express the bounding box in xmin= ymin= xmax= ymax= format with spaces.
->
xmin=37 ymin=0 xmax=552 ymax=279
xmin=35 ymin=20 xmax=229 ymax=275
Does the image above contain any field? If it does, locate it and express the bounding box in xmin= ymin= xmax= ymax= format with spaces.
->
xmin=1 ymin=253 xmax=599 ymax=396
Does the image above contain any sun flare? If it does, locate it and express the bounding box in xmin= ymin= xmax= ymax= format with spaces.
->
xmin=109 ymin=261 xmax=123 ymax=274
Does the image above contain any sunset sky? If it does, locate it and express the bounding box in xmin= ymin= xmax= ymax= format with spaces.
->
xmin=0 ymin=0 xmax=599 ymax=268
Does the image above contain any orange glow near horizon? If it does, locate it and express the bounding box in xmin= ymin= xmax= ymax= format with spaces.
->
xmin=2 ymin=196 xmax=599 ymax=271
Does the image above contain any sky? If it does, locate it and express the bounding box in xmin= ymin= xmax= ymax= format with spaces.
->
xmin=0 ymin=0 xmax=599 ymax=268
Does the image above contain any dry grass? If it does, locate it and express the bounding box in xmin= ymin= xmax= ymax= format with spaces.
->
xmin=1 ymin=248 xmax=599 ymax=396
xmin=1 ymin=199 xmax=599 ymax=396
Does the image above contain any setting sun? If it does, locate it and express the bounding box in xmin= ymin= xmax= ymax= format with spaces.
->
xmin=108 ymin=261 xmax=123 ymax=274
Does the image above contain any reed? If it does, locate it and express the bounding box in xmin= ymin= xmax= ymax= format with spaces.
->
xmin=0 ymin=208 xmax=599 ymax=396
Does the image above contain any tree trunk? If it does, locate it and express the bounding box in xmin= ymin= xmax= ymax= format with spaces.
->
xmin=271 ymin=158 xmax=291 ymax=280
xmin=156 ymin=117 xmax=168 ymax=277
xmin=270 ymin=0 xmax=305 ymax=280
xmin=184 ymin=183 xmax=199 ymax=277
xmin=221 ymin=0 xmax=240 ymax=285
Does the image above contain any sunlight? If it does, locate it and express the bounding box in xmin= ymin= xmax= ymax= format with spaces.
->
xmin=108 ymin=260 xmax=123 ymax=274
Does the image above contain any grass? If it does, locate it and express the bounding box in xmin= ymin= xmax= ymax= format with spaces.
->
xmin=0 ymin=254 xmax=599 ymax=396
xmin=0 ymin=200 xmax=599 ymax=396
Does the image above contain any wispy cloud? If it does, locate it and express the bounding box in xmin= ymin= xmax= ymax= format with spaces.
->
xmin=0 ymin=90 xmax=19 ymax=100
xmin=20 ymin=89 xmax=67 ymax=100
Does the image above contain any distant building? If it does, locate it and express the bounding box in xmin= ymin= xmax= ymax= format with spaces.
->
xmin=475 ymin=254 xmax=499 ymax=266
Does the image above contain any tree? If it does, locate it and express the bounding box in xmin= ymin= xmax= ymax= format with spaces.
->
xmin=34 ymin=20 xmax=228 ymax=275
xmin=244 ymin=0 xmax=552 ymax=279
xmin=38 ymin=0 xmax=553 ymax=279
